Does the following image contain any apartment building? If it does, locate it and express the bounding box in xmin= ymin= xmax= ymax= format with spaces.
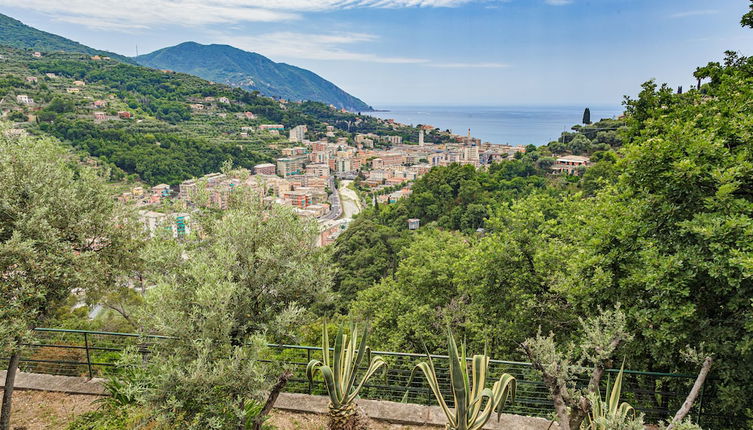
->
xmin=277 ymin=155 xmax=307 ymax=177
xmin=254 ymin=163 xmax=276 ymax=175
xmin=551 ymin=155 xmax=590 ymax=175
xmin=150 ymin=184 xmax=171 ymax=203
xmin=140 ymin=211 xmax=191 ymax=238
xmin=306 ymin=163 xmax=330 ymax=177
xmin=289 ymin=125 xmax=307 ymax=142
xmin=283 ymin=190 xmax=313 ymax=208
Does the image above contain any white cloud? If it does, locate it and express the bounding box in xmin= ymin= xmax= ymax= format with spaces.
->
xmin=220 ymin=31 xmax=429 ymax=64
xmin=213 ymin=31 xmax=511 ymax=68
xmin=429 ymin=62 xmax=510 ymax=68
xmin=670 ymin=9 xmax=718 ymax=19
xmin=0 ymin=0 xmax=298 ymax=29
xmin=0 ymin=0 xmax=496 ymax=29
xmin=544 ymin=0 xmax=572 ymax=5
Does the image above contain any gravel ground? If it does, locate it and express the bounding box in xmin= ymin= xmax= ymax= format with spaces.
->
xmin=3 ymin=389 xmax=101 ymax=430
xmin=268 ymin=410 xmax=437 ymax=430
xmin=3 ymin=391 xmax=438 ymax=430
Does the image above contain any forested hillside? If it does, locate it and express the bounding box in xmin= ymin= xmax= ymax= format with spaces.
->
xmin=0 ymin=47 xmax=403 ymax=185
xmin=0 ymin=13 xmax=132 ymax=62
xmin=135 ymin=42 xmax=372 ymax=112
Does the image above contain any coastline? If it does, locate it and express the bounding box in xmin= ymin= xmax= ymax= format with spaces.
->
xmin=364 ymin=104 xmax=624 ymax=146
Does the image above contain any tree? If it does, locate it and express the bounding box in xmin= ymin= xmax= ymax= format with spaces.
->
xmin=6 ymin=111 xmax=26 ymax=122
xmin=563 ymin=64 xmax=753 ymax=426
xmin=0 ymin=124 xmax=139 ymax=430
xmin=742 ymin=0 xmax=753 ymax=28
xmin=138 ymin=198 xmax=333 ymax=429
xmin=521 ymin=308 xmax=632 ymax=430
xmin=582 ymin=107 xmax=592 ymax=124
xmin=349 ymin=229 xmax=473 ymax=353
xmin=331 ymin=217 xmax=408 ymax=308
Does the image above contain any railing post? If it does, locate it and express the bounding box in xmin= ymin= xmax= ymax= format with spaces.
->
xmin=83 ymin=332 xmax=93 ymax=379
xmin=307 ymin=349 xmax=313 ymax=394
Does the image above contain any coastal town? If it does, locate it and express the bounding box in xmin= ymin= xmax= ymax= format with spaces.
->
xmin=118 ymin=119 xmax=592 ymax=246
xmin=1 ymin=48 xmax=597 ymax=247
xmin=1 ymin=49 xmax=596 ymax=249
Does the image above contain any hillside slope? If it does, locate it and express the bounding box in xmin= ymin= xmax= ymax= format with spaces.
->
xmin=0 ymin=13 xmax=132 ymax=62
xmin=134 ymin=42 xmax=371 ymax=112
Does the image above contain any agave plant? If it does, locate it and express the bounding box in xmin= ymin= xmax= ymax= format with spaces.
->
xmin=307 ymin=322 xmax=386 ymax=430
xmin=583 ymin=364 xmax=642 ymax=430
xmin=404 ymin=328 xmax=516 ymax=430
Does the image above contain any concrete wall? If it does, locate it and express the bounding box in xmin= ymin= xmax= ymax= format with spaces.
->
xmin=1 ymin=371 xmax=556 ymax=429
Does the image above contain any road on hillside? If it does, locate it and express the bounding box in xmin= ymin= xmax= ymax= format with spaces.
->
xmin=319 ymin=177 xmax=342 ymax=221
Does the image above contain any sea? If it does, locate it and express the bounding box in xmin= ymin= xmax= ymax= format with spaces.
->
xmin=365 ymin=105 xmax=624 ymax=147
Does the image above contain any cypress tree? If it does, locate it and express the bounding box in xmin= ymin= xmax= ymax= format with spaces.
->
xmin=582 ymin=107 xmax=592 ymax=125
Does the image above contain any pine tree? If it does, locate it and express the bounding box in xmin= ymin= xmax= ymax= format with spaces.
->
xmin=582 ymin=107 xmax=592 ymax=125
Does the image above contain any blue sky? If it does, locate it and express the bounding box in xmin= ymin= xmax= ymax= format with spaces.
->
xmin=1 ymin=0 xmax=751 ymax=106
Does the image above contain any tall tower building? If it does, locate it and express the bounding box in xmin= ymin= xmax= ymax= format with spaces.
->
xmin=418 ymin=129 xmax=425 ymax=146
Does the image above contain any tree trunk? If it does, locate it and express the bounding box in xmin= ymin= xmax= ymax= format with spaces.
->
xmin=327 ymin=402 xmax=369 ymax=430
xmin=252 ymin=370 xmax=292 ymax=430
xmin=666 ymin=357 xmax=713 ymax=430
xmin=0 ymin=352 xmax=21 ymax=430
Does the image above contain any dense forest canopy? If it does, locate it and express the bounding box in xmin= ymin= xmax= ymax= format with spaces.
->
xmin=330 ymin=50 xmax=753 ymax=427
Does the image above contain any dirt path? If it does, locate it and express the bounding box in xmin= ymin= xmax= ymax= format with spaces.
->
xmin=4 ymin=389 xmax=101 ymax=430
xmin=269 ymin=410 xmax=435 ymax=430
xmin=3 ymin=391 xmax=435 ymax=430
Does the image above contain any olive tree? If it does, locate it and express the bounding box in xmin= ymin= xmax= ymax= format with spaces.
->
xmin=138 ymin=195 xmax=333 ymax=429
xmin=0 ymin=125 xmax=140 ymax=430
xmin=520 ymin=308 xmax=632 ymax=430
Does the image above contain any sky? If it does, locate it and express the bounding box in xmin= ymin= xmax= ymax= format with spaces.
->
xmin=1 ymin=0 xmax=751 ymax=106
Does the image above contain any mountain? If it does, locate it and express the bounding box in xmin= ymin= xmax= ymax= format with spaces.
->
xmin=0 ymin=13 xmax=132 ymax=62
xmin=134 ymin=42 xmax=371 ymax=112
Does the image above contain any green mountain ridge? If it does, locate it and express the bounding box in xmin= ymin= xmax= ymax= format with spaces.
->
xmin=0 ymin=13 xmax=132 ymax=63
xmin=134 ymin=42 xmax=372 ymax=112
xmin=0 ymin=13 xmax=371 ymax=112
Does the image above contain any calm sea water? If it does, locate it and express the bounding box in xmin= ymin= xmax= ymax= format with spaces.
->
xmin=365 ymin=105 xmax=624 ymax=146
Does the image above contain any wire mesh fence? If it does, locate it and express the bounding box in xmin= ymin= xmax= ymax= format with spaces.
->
xmin=1 ymin=328 xmax=716 ymax=426
xmin=264 ymin=344 xmax=703 ymax=423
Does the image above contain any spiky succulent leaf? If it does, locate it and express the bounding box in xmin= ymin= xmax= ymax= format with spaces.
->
xmin=307 ymin=321 xmax=386 ymax=413
xmin=404 ymin=328 xmax=515 ymax=430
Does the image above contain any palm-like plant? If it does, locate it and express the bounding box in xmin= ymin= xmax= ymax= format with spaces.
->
xmin=307 ymin=322 xmax=386 ymax=430
xmin=583 ymin=364 xmax=642 ymax=430
xmin=404 ymin=328 xmax=516 ymax=430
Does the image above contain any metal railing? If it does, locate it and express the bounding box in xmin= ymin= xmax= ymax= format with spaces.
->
xmin=4 ymin=328 xmax=715 ymax=426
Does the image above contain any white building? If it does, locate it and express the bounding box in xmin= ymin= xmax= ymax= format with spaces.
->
xmin=289 ymin=125 xmax=308 ymax=143
xmin=15 ymin=95 xmax=33 ymax=105
xmin=139 ymin=211 xmax=191 ymax=238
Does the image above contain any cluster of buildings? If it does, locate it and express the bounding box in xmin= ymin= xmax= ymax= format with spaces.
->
xmin=117 ymin=118 xmax=589 ymax=244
